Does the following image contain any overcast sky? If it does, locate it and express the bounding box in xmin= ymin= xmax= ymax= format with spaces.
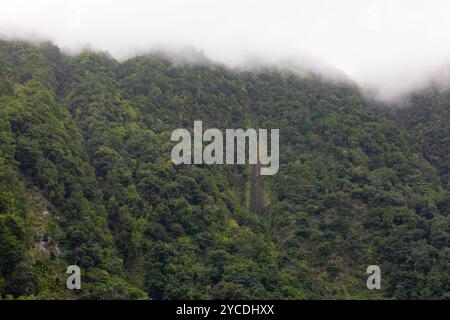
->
xmin=1 ymin=0 xmax=450 ymax=100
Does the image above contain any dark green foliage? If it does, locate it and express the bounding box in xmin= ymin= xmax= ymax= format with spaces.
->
xmin=0 ymin=39 xmax=448 ymax=299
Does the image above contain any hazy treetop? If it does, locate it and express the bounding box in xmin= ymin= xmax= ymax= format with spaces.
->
xmin=1 ymin=0 xmax=449 ymax=101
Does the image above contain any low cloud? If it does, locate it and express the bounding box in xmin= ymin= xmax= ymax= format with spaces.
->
xmin=1 ymin=0 xmax=450 ymax=102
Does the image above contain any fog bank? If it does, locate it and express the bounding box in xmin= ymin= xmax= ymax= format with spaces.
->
xmin=1 ymin=0 xmax=450 ymax=101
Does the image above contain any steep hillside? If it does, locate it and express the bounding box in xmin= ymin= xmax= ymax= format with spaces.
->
xmin=0 ymin=39 xmax=448 ymax=299
xmin=397 ymin=85 xmax=450 ymax=187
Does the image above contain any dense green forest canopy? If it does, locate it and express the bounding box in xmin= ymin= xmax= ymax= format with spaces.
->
xmin=0 ymin=39 xmax=448 ymax=299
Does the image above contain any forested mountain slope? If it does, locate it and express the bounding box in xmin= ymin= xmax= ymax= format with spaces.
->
xmin=0 ymin=40 xmax=448 ymax=299
xmin=397 ymin=85 xmax=450 ymax=187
